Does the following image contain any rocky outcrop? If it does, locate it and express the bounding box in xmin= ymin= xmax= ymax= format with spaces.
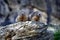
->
xmin=0 ymin=21 xmax=53 ymax=40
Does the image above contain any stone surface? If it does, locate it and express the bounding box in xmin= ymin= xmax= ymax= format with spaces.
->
xmin=0 ymin=21 xmax=53 ymax=40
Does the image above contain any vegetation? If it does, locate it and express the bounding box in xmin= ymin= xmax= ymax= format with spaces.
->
xmin=54 ymin=30 xmax=60 ymax=40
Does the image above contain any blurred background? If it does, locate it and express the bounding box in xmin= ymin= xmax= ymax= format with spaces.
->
xmin=0 ymin=0 xmax=60 ymax=26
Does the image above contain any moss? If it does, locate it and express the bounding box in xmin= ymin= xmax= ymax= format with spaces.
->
xmin=54 ymin=30 xmax=60 ymax=40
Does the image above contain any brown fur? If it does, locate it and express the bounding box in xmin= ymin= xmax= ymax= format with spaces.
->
xmin=18 ymin=15 xmax=27 ymax=22
xmin=32 ymin=15 xmax=40 ymax=21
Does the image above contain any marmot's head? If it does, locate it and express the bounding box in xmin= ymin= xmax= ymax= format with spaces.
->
xmin=32 ymin=15 xmax=40 ymax=21
xmin=17 ymin=14 xmax=27 ymax=22
xmin=32 ymin=11 xmax=41 ymax=21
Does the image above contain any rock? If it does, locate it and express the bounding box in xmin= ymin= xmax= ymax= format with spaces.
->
xmin=0 ymin=0 xmax=9 ymax=15
xmin=0 ymin=21 xmax=53 ymax=40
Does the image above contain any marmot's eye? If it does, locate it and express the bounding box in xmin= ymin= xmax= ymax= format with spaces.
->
xmin=39 ymin=14 xmax=41 ymax=16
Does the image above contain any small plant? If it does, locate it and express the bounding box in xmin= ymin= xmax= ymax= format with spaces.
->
xmin=54 ymin=30 xmax=60 ymax=40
